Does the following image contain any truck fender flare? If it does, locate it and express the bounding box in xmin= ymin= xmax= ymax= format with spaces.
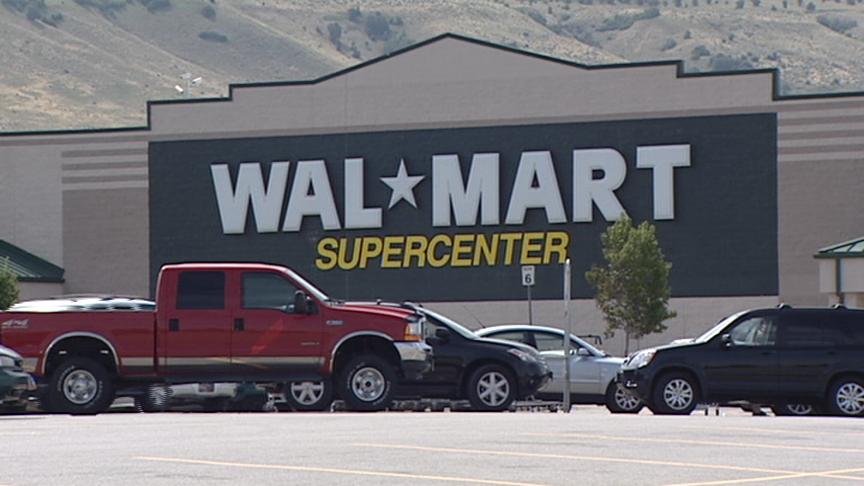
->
xmin=41 ymin=332 xmax=120 ymax=375
xmin=328 ymin=331 xmax=393 ymax=373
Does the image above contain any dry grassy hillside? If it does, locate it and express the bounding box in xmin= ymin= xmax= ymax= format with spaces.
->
xmin=2 ymin=0 xmax=864 ymax=131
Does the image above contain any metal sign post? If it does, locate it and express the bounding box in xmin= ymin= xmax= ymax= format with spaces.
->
xmin=521 ymin=265 xmax=535 ymax=325
xmin=563 ymin=259 xmax=572 ymax=413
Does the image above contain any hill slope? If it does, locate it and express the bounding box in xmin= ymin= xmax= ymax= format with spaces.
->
xmin=2 ymin=0 xmax=863 ymax=131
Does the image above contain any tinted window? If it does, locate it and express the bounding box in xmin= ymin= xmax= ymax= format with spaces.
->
xmin=177 ymin=271 xmax=225 ymax=310
xmin=243 ymin=272 xmax=298 ymax=310
xmin=532 ymin=332 xmax=581 ymax=352
xmin=780 ymin=313 xmax=842 ymax=348
xmin=830 ymin=314 xmax=864 ymax=346
xmin=485 ymin=331 xmax=528 ymax=346
xmin=729 ymin=316 xmax=777 ymax=346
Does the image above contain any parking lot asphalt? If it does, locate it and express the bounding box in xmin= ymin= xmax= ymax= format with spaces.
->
xmin=2 ymin=406 xmax=864 ymax=486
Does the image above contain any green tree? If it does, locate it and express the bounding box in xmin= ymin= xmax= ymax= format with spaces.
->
xmin=586 ymin=216 xmax=676 ymax=355
xmin=0 ymin=258 xmax=20 ymax=310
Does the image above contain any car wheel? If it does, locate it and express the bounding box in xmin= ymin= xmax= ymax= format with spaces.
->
xmin=651 ymin=372 xmax=699 ymax=415
xmin=771 ymin=402 xmax=819 ymax=416
xmin=605 ymin=382 xmax=644 ymax=414
xmin=283 ymin=380 xmax=334 ymax=412
xmin=339 ymin=355 xmax=396 ymax=412
xmin=47 ymin=357 xmax=115 ymax=415
xmin=827 ymin=377 xmax=864 ymax=417
xmin=466 ymin=364 xmax=516 ymax=412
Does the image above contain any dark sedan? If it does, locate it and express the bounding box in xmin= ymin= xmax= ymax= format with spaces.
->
xmin=397 ymin=307 xmax=552 ymax=411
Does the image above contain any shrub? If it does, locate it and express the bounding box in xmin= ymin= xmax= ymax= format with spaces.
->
xmin=74 ymin=0 xmax=128 ymax=19
xmin=137 ymin=0 xmax=171 ymax=13
xmin=817 ymin=14 xmax=857 ymax=33
xmin=709 ymin=53 xmax=754 ymax=71
xmin=201 ymin=4 xmax=216 ymax=20
xmin=690 ymin=44 xmax=710 ymax=59
xmin=199 ymin=31 xmax=228 ymax=43
xmin=327 ymin=22 xmax=342 ymax=48
xmin=0 ymin=258 xmax=19 ymax=311
xmin=348 ymin=6 xmax=362 ymax=22
xmin=364 ymin=12 xmax=391 ymax=41
xmin=661 ymin=38 xmax=677 ymax=51
xmin=596 ymin=7 xmax=660 ymax=31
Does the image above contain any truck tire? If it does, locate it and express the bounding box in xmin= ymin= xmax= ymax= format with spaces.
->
xmin=283 ymin=380 xmax=334 ymax=412
xmin=339 ymin=355 xmax=396 ymax=411
xmin=47 ymin=357 xmax=115 ymax=415
xmin=650 ymin=371 xmax=699 ymax=415
xmin=605 ymin=382 xmax=644 ymax=414
xmin=466 ymin=364 xmax=516 ymax=412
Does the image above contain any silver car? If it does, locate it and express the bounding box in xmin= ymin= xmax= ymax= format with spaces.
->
xmin=476 ymin=325 xmax=642 ymax=413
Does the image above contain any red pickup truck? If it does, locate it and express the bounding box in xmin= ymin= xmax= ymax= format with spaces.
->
xmin=0 ymin=263 xmax=432 ymax=414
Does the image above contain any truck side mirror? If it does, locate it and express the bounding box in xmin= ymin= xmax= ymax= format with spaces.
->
xmin=293 ymin=290 xmax=308 ymax=315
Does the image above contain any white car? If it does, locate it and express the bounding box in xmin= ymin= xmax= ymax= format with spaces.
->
xmin=476 ymin=325 xmax=643 ymax=413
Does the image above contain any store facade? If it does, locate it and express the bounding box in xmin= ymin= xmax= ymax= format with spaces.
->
xmin=2 ymin=34 xmax=862 ymax=352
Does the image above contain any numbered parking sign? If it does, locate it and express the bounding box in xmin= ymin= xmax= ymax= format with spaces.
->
xmin=521 ymin=265 xmax=535 ymax=287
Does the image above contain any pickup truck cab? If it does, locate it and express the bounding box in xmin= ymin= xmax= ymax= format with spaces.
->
xmin=0 ymin=263 xmax=431 ymax=414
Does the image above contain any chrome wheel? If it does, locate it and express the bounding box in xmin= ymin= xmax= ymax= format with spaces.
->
xmin=663 ymin=378 xmax=694 ymax=411
xmin=290 ymin=381 xmax=326 ymax=406
xmin=351 ymin=367 xmax=386 ymax=402
xmin=62 ymin=369 xmax=98 ymax=405
xmin=835 ymin=382 xmax=864 ymax=416
xmin=786 ymin=403 xmax=814 ymax=416
xmin=477 ymin=371 xmax=510 ymax=407
xmin=614 ymin=386 xmax=642 ymax=411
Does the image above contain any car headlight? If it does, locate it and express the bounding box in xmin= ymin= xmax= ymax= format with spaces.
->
xmin=403 ymin=315 xmax=424 ymax=342
xmin=507 ymin=348 xmax=535 ymax=362
xmin=626 ymin=349 xmax=656 ymax=369
xmin=0 ymin=356 xmax=16 ymax=369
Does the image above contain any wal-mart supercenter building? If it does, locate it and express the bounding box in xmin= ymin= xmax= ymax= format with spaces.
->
xmin=2 ymin=35 xmax=862 ymax=352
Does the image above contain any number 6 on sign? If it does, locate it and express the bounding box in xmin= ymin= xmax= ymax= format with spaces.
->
xmin=521 ymin=265 xmax=535 ymax=287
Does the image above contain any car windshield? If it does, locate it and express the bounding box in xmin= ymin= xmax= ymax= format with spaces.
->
xmin=421 ymin=309 xmax=478 ymax=339
xmin=693 ymin=310 xmax=749 ymax=344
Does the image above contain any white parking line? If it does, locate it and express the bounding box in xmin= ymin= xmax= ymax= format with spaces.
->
xmin=662 ymin=467 xmax=864 ymax=485
xmin=523 ymin=432 xmax=864 ymax=454
xmin=135 ymin=456 xmax=551 ymax=486
xmin=352 ymin=443 xmax=794 ymax=475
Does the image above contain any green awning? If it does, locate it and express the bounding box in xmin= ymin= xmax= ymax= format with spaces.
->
xmin=815 ymin=236 xmax=864 ymax=259
xmin=0 ymin=240 xmax=65 ymax=283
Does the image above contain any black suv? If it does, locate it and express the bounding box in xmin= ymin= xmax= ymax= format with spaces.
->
xmin=618 ymin=306 xmax=864 ymax=416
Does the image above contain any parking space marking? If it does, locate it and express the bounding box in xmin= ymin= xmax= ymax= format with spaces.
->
xmin=663 ymin=467 xmax=864 ymax=485
xmin=680 ymin=425 xmax=864 ymax=437
xmin=134 ymin=456 xmax=551 ymax=486
xmin=523 ymin=432 xmax=864 ymax=454
xmin=353 ymin=443 xmax=794 ymax=475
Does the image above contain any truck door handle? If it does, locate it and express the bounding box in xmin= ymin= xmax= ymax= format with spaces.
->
xmin=234 ymin=318 xmax=245 ymax=331
xmin=169 ymin=319 xmax=180 ymax=332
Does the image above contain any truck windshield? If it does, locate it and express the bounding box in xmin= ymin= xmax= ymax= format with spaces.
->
xmin=283 ymin=269 xmax=330 ymax=302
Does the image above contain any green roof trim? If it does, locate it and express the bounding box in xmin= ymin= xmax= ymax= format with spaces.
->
xmin=0 ymin=240 xmax=65 ymax=283
xmin=815 ymin=236 xmax=864 ymax=259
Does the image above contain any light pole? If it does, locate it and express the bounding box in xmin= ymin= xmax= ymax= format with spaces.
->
xmin=174 ymin=73 xmax=202 ymax=97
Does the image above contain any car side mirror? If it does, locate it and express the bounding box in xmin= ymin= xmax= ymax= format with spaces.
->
xmin=576 ymin=348 xmax=592 ymax=357
xmin=721 ymin=333 xmax=732 ymax=349
xmin=435 ymin=328 xmax=451 ymax=342
xmin=293 ymin=290 xmax=309 ymax=315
